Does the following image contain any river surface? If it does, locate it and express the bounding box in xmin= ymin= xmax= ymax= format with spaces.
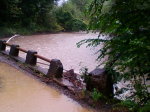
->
xmin=6 ymin=32 xmax=101 ymax=72
xmin=0 ymin=62 xmax=94 ymax=112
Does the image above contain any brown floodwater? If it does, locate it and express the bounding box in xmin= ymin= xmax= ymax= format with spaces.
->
xmin=0 ymin=62 xmax=95 ymax=112
xmin=6 ymin=32 xmax=102 ymax=72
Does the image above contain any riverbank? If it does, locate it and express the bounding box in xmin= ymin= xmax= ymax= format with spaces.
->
xmin=0 ymin=27 xmax=62 ymax=39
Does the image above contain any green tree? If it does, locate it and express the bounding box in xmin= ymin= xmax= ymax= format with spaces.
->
xmin=71 ymin=0 xmax=92 ymax=12
xmin=0 ymin=0 xmax=21 ymax=25
xmin=78 ymin=0 xmax=150 ymax=107
xmin=70 ymin=0 xmax=93 ymax=23
xmin=0 ymin=0 xmax=59 ymax=36
xmin=20 ymin=0 xmax=55 ymax=27
xmin=55 ymin=1 xmax=87 ymax=31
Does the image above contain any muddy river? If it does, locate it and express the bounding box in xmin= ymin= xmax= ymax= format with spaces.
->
xmin=6 ymin=32 xmax=101 ymax=72
xmin=0 ymin=62 xmax=94 ymax=112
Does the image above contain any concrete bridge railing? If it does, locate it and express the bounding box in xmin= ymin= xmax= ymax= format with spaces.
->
xmin=0 ymin=40 xmax=63 ymax=78
xmin=0 ymin=40 xmax=114 ymax=97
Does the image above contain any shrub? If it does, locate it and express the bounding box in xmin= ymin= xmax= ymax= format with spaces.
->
xmin=91 ymin=88 xmax=104 ymax=102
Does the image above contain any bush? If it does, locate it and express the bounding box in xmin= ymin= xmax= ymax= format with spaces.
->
xmin=120 ymin=100 xmax=138 ymax=111
xmin=139 ymin=101 xmax=150 ymax=112
xmin=91 ymin=88 xmax=105 ymax=102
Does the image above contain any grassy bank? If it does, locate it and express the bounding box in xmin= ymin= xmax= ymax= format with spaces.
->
xmin=0 ymin=26 xmax=62 ymax=38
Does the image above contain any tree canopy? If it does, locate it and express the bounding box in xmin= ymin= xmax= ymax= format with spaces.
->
xmin=0 ymin=0 xmax=89 ymax=36
xmin=0 ymin=0 xmax=60 ymax=36
xmin=78 ymin=0 xmax=150 ymax=108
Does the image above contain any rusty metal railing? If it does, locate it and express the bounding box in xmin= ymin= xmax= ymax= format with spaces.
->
xmin=4 ymin=41 xmax=51 ymax=63
xmin=0 ymin=40 xmax=63 ymax=78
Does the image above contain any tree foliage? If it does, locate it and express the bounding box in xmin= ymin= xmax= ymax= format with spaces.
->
xmin=78 ymin=0 xmax=150 ymax=107
xmin=0 ymin=0 xmax=60 ymax=36
xmin=54 ymin=0 xmax=91 ymax=31
xmin=0 ymin=0 xmax=91 ymax=36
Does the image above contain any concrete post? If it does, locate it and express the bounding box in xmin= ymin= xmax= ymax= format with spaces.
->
xmin=86 ymin=68 xmax=113 ymax=98
xmin=25 ymin=50 xmax=37 ymax=66
xmin=0 ymin=40 xmax=6 ymax=51
xmin=47 ymin=59 xmax=63 ymax=78
xmin=9 ymin=45 xmax=19 ymax=56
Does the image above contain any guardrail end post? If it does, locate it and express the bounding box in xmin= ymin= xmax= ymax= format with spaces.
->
xmin=25 ymin=50 xmax=37 ymax=66
xmin=47 ymin=59 xmax=63 ymax=78
xmin=9 ymin=45 xmax=19 ymax=56
xmin=0 ymin=40 xmax=6 ymax=51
